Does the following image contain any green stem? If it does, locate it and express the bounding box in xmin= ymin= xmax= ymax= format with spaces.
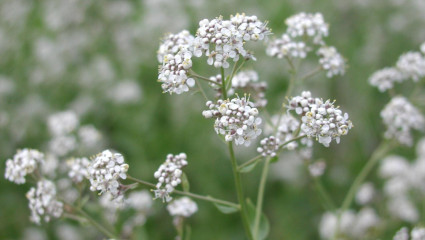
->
xmin=72 ymin=206 xmax=117 ymax=239
xmin=253 ymin=157 xmax=271 ymax=238
xmin=313 ymin=177 xmax=336 ymax=212
xmin=299 ymin=67 xmax=321 ymax=83
xmin=228 ymin=142 xmax=254 ymax=240
xmin=221 ymin=67 xmax=227 ymax=99
xmin=189 ymin=71 xmax=221 ymax=86
xmin=195 ymin=78 xmax=209 ymax=101
xmin=333 ymin=141 xmax=393 ymax=239
xmin=127 ymin=176 xmax=239 ymax=209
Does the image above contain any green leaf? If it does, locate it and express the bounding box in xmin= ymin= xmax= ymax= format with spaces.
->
xmin=246 ymin=199 xmax=270 ymax=240
xmin=213 ymin=202 xmax=239 ymax=214
xmin=181 ymin=173 xmax=190 ymax=192
xmin=269 ymin=156 xmax=279 ymax=163
xmin=239 ymin=159 xmax=260 ymax=173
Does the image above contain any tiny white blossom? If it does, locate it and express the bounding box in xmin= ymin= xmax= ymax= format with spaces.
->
xmin=26 ymin=179 xmax=63 ymax=224
xmin=266 ymin=34 xmax=309 ymax=59
xmin=153 ymin=153 xmax=188 ymax=202
xmin=257 ymin=136 xmax=280 ymax=157
xmin=202 ymin=96 xmax=262 ymax=146
xmin=167 ymin=197 xmax=198 ymax=218
xmin=393 ymin=227 xmax=409 ymax=240
xmin=411 ymin=227 xmax=425 ymax=240
xmin=47 ymin=110 xmax=79 ymax=136
xmin=157 ymin=30 xmax=194 ymax=63
xmin=317 ymin=46 xmax=345 ymax=78
xmin=5 ymin=149 xmax=44 ymax=184
xmin=88 ymin=150 xmax=129 ymax=200
xmin=308 ymin=160 xmax=326 ymax=177
xmin=369 ymin=67 xmax=404 ymax=92
xmin=396 ymin=52 xmax=425 ymax=82
xmin=158 ymin=49 xmax=195 ymax=94
xmin=231 ymin=70 xmax=267 ymax=107
xmin=355 ymin=182 xmax=375 ymax=205
xmin=381 ymin=96 xmax=424 ymax=146
xmin=287 ymin=91 xmax=353 ymax=147
xmin=285 ymin=12 xmax=328 ymax=45
xmin=67 ymin=157 xmax=90 ymax=183
xmin=48 ymin=135 xmax=77 ymax=157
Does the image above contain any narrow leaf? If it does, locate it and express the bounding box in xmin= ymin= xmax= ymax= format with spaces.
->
xmin=213 ymin=202 xmax=239 ymax=214
xmin=246 ymin=199 xmax=270 ymax=240
xmin=181 ymin=173 xmax=190 ymax=192
xmin=239 ymin=160 xmax=259 ymax=173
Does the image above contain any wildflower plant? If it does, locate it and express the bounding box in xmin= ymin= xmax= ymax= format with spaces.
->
xmin=2 ymin=8 xmax=425 ymax=240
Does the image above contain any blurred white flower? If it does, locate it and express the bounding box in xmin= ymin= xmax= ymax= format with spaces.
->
xmin=47 ymin=111 xmax=79 ymax=137
xmin=167 ymin=197 xmax=198 ymax=217
xmin=355 ymin=182 xmax=375 ymax=205
xmin=317 ymin=46 xmax=346 ymax=78
xmin=67 ymin=157 xmax=90 ymax=183
xmin=396 ymin=52 xmax=425 ymax=82
xmin=285 ymin=12 xmax=328 ymax=45
xmin=369 ymin=67 xmax=404 ymax=92
xmin=5 ymin=149 xmax=45 ymax=184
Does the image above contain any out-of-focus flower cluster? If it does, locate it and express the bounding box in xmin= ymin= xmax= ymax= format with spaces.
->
xmin=5 ymin=149 xmax=44 ymax=184
xmin=153 ymin=153 xmax=188 ymax=202
xmin=369 ymin=43 xmax=425 ymax=92
xmin=287 ymin=91 xmax=353 ymax=147
xmin=203 ymin=96 xmax=262 ymax=146
xmin=380 ymin=96 xmax=424 ymax=146
xmin=393 ymin=226 xmax=425 ymax=240
xmin=267 ymin=12 xmax=345 ymax=78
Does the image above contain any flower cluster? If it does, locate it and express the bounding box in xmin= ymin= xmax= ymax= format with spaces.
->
xmin=193 ymin=14 xmax=270 ymax=68
xmin=308 ymin=160 xmax=326 ymax=177
xmin=26 ymin=179 xmax=63 ymax=224
xmin=369 ymin=43 xmax=425 ymax=92
xmin=257 ymin=136 xmax=280 ymax=157
xmin=317 ymin=46 xmax=345 ymax=78
xmin=285 ymin=12 xmax=328 ymax=45
xmin=319 ymin=208 xmax=379 ymax=239
xmin=396 ymin=52 xmax=425 ymax=82
xmin=265 ymin=114 xmax=310 ymax=150
xmin=202 ymin=96 xmax=262 ymax=146
xmin=66 ymin=157 xmax=90 ymax=183
xmin=393 ymin=227 xmax=425 ymax=240
xmin=287 ymin=91 xmax=353 ymax=147
xmin=87 ymin=150 xmax=129 ymax=200
xmin=380 ymin=96 xmax=424 ymax=146
xmin=5 ymin=149 xmax=45 ymax=184
xmin=369 ymin=68 xmax=404 ymax=92
xmin=153 ymin=153 xmax=188 ymax=202
xmin=231 ymin=70 xmax=267 ymax=107
xmin=158 ymin=50 xmax=195 ymax=94
xmin=266 ymin=34 xmax=309 ymax=59
xmin=47 ymin=111 xmax=79 ymax=137
xmin=167 ymin=197 xmax=198 ymax=218
xmin=157 ymin=30 xmax=195 ymax=63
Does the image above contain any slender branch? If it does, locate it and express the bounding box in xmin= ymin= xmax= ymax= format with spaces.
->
xmin=253 ymin=157 xmax=271 ymax=238
xmin=226 ymin=59 xmax=246 ymax=90
xmin=299 ymin=67 xmax=321 ymax=82
xmin=195 ymin=78 xmax=209 ymax=101
xmin=228 ymin=142 xmax=254 ymax=240
xmin=238 ymin=154 xmax=262 ymax=171
xmin=312 ymin=177 xmax=336 ymax=212
xmin=333 ymin=141 xmax=393 ymax=239
xmin=127 ymin=176 xmax=239 ymax=209
xmin=189 ymin=71 xmax=221 ymax=86
xmin=221 ymin=67 xmax=227 ymax=99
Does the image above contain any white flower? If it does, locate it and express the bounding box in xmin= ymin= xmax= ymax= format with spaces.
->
xmin=421 ymin=42 xmax=425 ymax=54
xmin=287 ymin=91 xmax=353 ymax=147
xmin=153 ymin=153 xmax=188 ymax=202
xmin=107 ymin=80 xmax=142 ymax=104
xmin=47 ymin=110 xmax=79 ymax=136
xmin=411 ymin=227 xmax=425 ymax=240
xmin=5 ymin=149 xmax=44 ymax=184
xmin=167 ymin=197 xmax=198 ymax=218
xmin=317 ymin=46 xmax=345 ymax=78
xmin=265 ymin=114 xmax=310 ymax=150
xmin=257 ymin=136 xmax=280 ymax=157
xmin=231 ymin=70 xmax=267 ymax=107
xmin=193 ymin=14 xmax=270 ymax=68
xmin=67 ymin=157 xmax=90 ymax=183
xmin=158 ymin=49 xmax=195 ymax=94
xmin=393 ymin=227 xmax=409 ymax=240
xmin=396 ymin=52 xmax=425 ymax=82
xmin=26 ymin=179 xmax=63 ymax=224
xmin=127 ymin=190 xmax=153 ymax=212
xmin=355 ymin=182 xmax=375 ymax=205
xmin=369 ymin=67 xmax=404 ymax=92
xmin=48 ymin=135 xmax=77 ymax=157
xmin=266 ymin=34 xmax=309 ymax=59
xmin=381 ymin=96 xmax=424 ymax=146
xmin=157 ymin=30 xmax=194 ymax=63
xmin=387 ymin=197 xmax=419 ymax=222
xmin=285 ymin=12 xmax=328 ymax=45
xmin=308 ymin=160 xmax=326 ymax=177
xmin=202 ymin=96 xmax=262 ymax=146
xmin=78 ymin=125 xmax=102 ymax=148
xmin=88 ymin=150 xmax=129 ymax=200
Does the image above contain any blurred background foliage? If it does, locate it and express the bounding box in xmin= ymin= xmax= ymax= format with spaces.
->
xmin=0 ymin=0 xmax=424 ymax=239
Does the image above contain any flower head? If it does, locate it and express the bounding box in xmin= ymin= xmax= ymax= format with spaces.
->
xmin=381 ymin=96 xmax=424 ymax=146
xmin=157 ymin=30 xmax=194 ymax=63
xmin=153 ymin=153 xmax=188 ymax=202
xmin=26 ymin=179 xmax=63 ymax=224
xmin=5 ymin=149 xmax=45 ymax=184
xmin=285 ymin=12 xmax=328 ymax=45
xmin=266 ymin=33 xmax=309 ymax=59
xmin=287 ymin=91 xmax=353 ymax=147
xmin=167 ymin=197 xmax=198 ymax=218
xmin=317 ymin=46 xmax=345 ymax=78
xmin=47 ymin=110 xmax=79 ymax=136
xmin=396 ymin=52 xmax=425 ymax=82
xmin=67 ymin=157 xmax=90 ymax=183
xmin=202 ymin=96 xmax=262 ymax=146
xmin=88 ymin=150 xmax=129 ymax=200
xmin=257 ymin=136 xmax=280 ymax=157
xmin=369 ymin=67 xmax=404 ymax=92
